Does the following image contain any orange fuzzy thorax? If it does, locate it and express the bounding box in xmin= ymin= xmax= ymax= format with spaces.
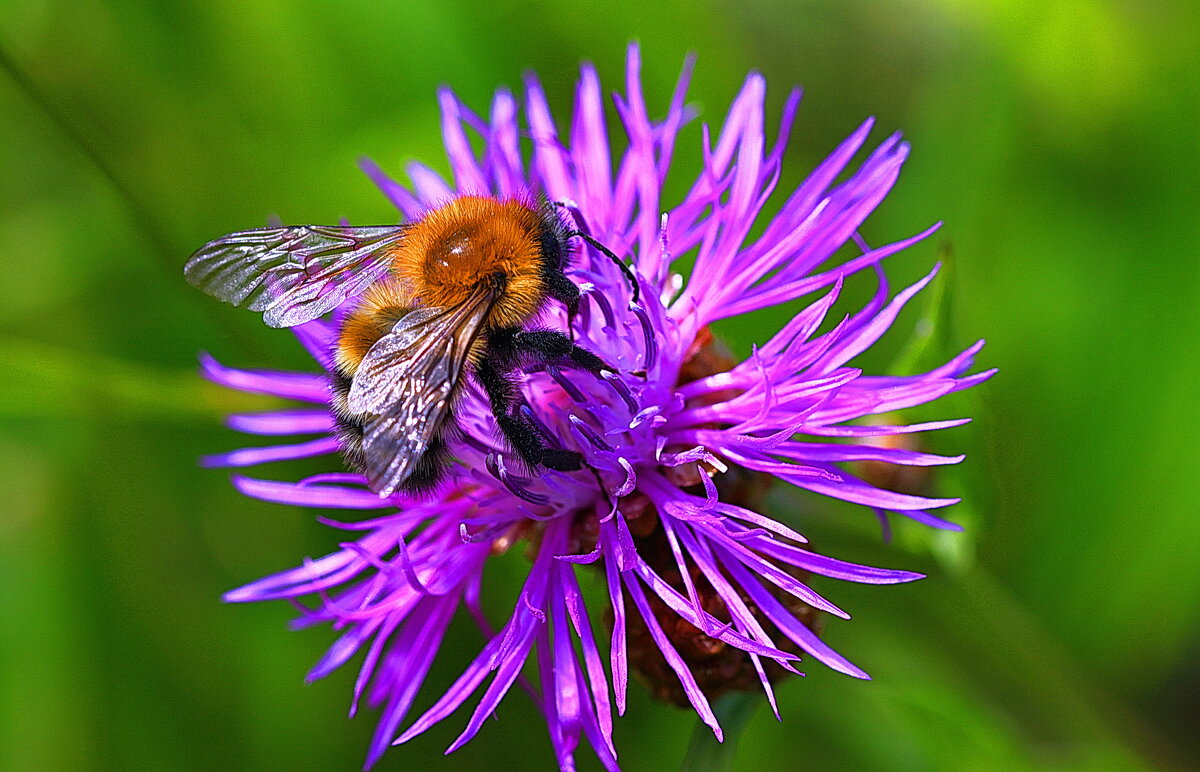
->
xmin=391 ymin=196 xmax=547 ymax=328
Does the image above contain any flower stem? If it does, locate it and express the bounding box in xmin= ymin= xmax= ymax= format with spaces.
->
xmin=678 ymin=691 xmax=762 ymax=772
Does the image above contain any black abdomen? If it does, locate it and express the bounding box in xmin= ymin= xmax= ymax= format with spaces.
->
xmin=329 ymin=366 xmax=452 ymax=494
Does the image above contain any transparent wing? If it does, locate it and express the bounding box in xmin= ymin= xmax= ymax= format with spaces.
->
xmin=184 ymin=224 xmax=407 ymax=327
xmin=348 ymin=294 xmax=492 ymax=496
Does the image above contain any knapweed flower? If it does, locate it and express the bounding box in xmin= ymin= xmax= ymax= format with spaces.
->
xmin=201 ymin=45 xmax=992 ymax=770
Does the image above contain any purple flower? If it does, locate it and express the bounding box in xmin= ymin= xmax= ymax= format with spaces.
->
xmin=201 ymin=45 xmax=992 ymax=770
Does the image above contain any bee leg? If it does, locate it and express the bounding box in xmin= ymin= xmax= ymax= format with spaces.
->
xmin=513 ymin=329 xmax=608 ymax=374
xmin=498 ymin=413 xmax=583 ymax=472
xmin=475 ymin=353 xmax=583 ymax=473
xmin=544 ymin=270 xmax=580 ymax=340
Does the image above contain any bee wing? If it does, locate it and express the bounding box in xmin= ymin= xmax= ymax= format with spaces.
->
xmin=348 ymin=295 xmax=492 ymax=496
xmin=184 ymin=224 xmax=407 ymax=327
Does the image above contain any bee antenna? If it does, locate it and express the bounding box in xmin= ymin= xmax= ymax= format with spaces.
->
xmin=565 ymin=230 xmax=640 ymax=304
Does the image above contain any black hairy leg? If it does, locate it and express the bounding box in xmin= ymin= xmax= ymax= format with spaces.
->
xmin=512 ymin=329 xmax=608 ymax=374
xmin=497 ymin=412 xmax=582 ymax=472
xmin=475 ymin=350 xmax=583 ymax=473
xmin=544 ymin=269 xmax=581 ymax=336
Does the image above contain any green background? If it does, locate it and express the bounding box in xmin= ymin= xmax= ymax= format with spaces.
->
xmin=2 ymin=0 xmax=1197 ymax=769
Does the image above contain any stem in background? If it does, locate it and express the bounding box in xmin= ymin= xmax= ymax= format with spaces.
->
xmin=0 ymin=42 xmax=176 ymax=268
xmin=0 ymin=41 xmax=272 ymax=358
xmin=678 ymin=691 xmax=763 ymax=772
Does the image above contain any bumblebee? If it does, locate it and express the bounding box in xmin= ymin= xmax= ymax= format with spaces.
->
xmin=186 ymin=195 xmax=635 ymax=497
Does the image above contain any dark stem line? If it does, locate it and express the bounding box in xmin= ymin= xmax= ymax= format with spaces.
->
xmin=0 ymin=41 xmax=177 ymax=269
xmin=679 ymin=691 xmax=764 ymax=772
xmin=0 ymin=41 xmax=274 ymax=358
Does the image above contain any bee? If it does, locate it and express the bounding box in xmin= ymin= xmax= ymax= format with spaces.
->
xmin=186 ymin=195 xmax=636 ymax=497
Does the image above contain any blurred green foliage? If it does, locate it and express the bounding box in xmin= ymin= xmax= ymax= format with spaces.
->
xmin=1 ymin=0 xmax=1197 ymax=769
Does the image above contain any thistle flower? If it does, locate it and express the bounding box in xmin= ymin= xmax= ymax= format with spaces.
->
xmin=201 ymin=45 xmax=992 ymax=770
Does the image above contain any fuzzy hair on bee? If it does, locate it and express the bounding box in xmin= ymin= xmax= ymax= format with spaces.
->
xmin=185 ymin=194 xmax=635 ymax=498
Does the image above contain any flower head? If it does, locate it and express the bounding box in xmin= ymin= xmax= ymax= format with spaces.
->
xmin=201 ymin=45 xmax=992 ymax=770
